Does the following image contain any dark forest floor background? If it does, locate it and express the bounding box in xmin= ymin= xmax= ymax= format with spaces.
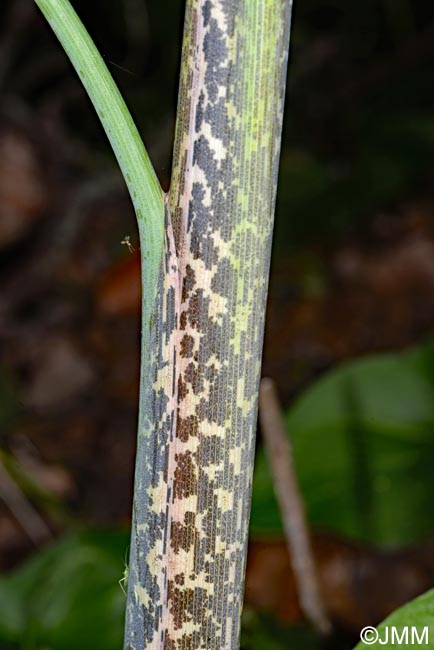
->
xmin=2 ymin=1 xmax=434 ymax=648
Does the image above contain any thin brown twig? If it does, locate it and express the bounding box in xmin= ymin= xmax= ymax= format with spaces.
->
xmin=259 ymin=377 xmax=332 ymax=636
xmin=0 ymin=459 xmax=52 ymax=546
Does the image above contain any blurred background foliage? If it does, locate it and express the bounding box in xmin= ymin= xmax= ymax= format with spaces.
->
xmin=2 ymin=0 xmax=434 ymax=648
xmin=252 ymin=340 xmax=434 ymax=547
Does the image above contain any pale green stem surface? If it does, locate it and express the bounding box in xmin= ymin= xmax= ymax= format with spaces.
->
xmin=34 ymin=0 xmax=165 ymax=329
xmin=34 ymin=1 xmax=293 ymax=649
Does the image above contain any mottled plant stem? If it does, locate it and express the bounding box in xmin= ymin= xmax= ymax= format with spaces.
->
xmin=33 ymin=0 xmax=294 ymax=647
xmin=125 ymin=1 xmax=293 ymax=648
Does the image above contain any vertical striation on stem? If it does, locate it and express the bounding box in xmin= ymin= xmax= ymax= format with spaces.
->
xmin=126 ymin=1 xmax=293 ymax=648
xmin=33 ymin=0 xmax=294 ymax=647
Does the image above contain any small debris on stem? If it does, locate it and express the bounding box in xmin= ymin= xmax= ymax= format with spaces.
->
xmin=121 ymin=235 xmax=135 ymax=253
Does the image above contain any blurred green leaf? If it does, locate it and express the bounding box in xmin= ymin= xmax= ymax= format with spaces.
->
xmin=0 ymin=530 xmax=129 ymax=649
xmin=0 ymin=533 xmax=323 ymax=650
xmin=251 ymin=340 xmax=434 ymax=546
xmin=354 ymin=588 xmax=434 ymax=649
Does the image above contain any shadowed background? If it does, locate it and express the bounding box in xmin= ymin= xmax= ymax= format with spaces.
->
xmin=2 ymin=1 xmax=434 ymax=648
